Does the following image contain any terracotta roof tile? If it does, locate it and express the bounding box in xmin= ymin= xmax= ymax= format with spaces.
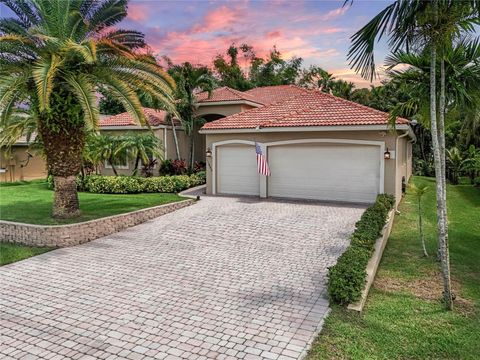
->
xmin=99 ymin=108 xmax=176 ymax=127
xmin=244 ymin=85 xmax=310 ymax=105
xmin=202 ymin=89 xmax=409 ymax=130
xmin=196 ymin=86 xmax=264 ymax=105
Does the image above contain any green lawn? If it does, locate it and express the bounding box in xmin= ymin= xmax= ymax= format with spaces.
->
xmin=0 ymin=180 xmax=184 ymax=225
xmin=308 ymin=177 xmax=480 ymax=360
xmin=0 ymin=242 xmax=53 ymax=266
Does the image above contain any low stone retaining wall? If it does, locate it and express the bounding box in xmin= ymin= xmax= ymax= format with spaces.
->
xmin=1 ymin=199 xmax=194 ymax=248
xmin=348 ymin=209 xmax=396 ymax=312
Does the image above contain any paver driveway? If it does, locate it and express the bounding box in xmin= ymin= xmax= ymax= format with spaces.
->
xmin=0 ymin=196 xmax=364 ymax=360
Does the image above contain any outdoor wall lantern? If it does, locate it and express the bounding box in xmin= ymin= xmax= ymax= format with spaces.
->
xmin=206 ymin=148 xmax=212 ymax=158
xmin=384 ymin=148 xmax=391 ymax=160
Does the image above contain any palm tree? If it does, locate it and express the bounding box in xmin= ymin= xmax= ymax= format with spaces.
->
xmin=347 ymin=0 xmax=480 ymax=309
xmin=119 ymin=132 xmax=162 ymax=176
xmin=0 ymin=0 xmax=176 ymax=218
xmin=168 ymin=62 xmax=215 ymax=169
xmin=89 ymin=134 xmax=125 ymax=176
xmin=410 ymin=183 xmax=429 ymax=257
xmin=331 ymin=80 xmax=355 ymax=100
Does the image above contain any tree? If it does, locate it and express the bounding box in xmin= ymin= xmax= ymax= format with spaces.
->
xmin=119 ymin=132 xmax=162 ymax=176
xmin=89 ymin=134 xmax=125 ymax=176
xmin=299 ymin=66 xmax=336 ymax=92
xmin=331 ymin=79 xmax=355 ymax=100
xmin=347 ymin=0 xmax=480 ymax=310
xmin=213 ymin=44 xmax=253 ymax=90
xmin=168 ymin=62 xmax=215 ymax=168
xmin=410 ymin=183 xmax=429 ymax=257
xmin=249 ymin=47 xmax=303 ymax=87
xmin=0 ymin=0 xmax=176 ymax=218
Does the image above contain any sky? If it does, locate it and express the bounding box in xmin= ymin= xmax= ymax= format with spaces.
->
xmin=0 ymin=0 xmax=405 ymax=87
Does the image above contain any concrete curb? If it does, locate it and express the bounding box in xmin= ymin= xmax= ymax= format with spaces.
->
xmin=348 ymin=209 xmax=396 ymax=312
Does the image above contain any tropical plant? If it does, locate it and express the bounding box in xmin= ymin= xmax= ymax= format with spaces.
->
xmin=0 ymin=0 xmax=176 ymax=218
xmin=410 ymin=183 xmax=429 ymax=257
xmin=299 ymin=66 xmax=336 ymax=92
xmin=118 ymin=132 xmax=162 ymax=176
xmin=446 ymin=147 xmax=470 ymax=185
xmin=168 ymin=62 xmax=215 ymax=169
xmin=347 ymin=0 xmax=480 ymax=309
xmin=88 ymin=134 xmax=126 ymax=176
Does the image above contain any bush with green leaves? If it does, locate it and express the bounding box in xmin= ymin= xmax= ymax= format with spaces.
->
xmin=47 ymin=174 xmax=206 ymax=194
xmin=327 ymin=194 xmax=395 ymax=305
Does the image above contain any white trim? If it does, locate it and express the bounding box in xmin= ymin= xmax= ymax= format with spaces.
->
xmin=197 ymin=100 xmax=263 ymax=108
xmin=211 ymin=140 xmax=256 ymax=195
xmin=200 ymin=124 xmax=412 ymax=134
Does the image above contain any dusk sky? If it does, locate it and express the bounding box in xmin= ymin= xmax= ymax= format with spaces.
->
xmin=1 ymin=1 xmax=405 ymax=87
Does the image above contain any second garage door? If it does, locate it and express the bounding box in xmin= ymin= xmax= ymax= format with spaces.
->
xmin=268 ymin=143 xmax=381 ymax=203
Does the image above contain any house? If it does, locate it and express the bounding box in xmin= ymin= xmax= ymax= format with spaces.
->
xmin=198 ymin=85 xmax=414 ymax=206
xmin=1 ymin=85 xmax=414 ymax=207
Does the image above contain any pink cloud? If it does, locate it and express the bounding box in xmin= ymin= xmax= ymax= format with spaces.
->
xmin=126 ymin=3 xmax=149 ymax=22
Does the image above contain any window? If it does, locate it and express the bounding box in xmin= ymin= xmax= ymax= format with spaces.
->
xmin=104 ymin=157 xmax=129 ymax=170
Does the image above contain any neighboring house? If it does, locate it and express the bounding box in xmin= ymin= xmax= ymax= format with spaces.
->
xmin=199 ymin=85 xmax=414 ymax=206
xmin=1 ymin=85 xmax=414 ymax=207
xmin=0 ymin=136 xmax=47 ymax=182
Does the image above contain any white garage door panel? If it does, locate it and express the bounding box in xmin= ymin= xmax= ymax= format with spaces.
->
xmin=217 ymin=145 xmax=259 ymax=196
xmin=268 ymin=144 xmax=380 ymax=203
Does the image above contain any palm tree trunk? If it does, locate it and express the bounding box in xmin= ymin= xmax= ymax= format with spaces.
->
xmin=38 ymin=118 xmax=84 ymax=219
xmin=109 ymin=158 xmax=118 ymax=176
xmin=170 ymin=117 xmax=180 ymax=160
xmin=133 ymin=155 xmax=140 ymax=176
xmin=430 ymin=45 xmax=453 ymax=310
xmin=189 ymin=133 xmax=195 ymax=170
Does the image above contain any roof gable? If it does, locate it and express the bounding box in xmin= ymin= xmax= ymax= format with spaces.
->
xmin=196 ymin=86 xmax=263 ymax=105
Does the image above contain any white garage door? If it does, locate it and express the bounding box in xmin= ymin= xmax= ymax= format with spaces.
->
xmin=217 ymin=145 xmax=259 ymax=196
xmin=268 ymin=143 xmax=380 ymax=203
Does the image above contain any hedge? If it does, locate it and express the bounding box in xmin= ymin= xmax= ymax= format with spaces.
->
xmin=327 ymin=194 xmax=395 ymax=305
xmin=47 ymin=172 xmax=206 ymax=194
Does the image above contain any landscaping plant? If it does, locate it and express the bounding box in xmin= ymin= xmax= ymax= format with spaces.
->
xmin=0 ymin=0 xmax=176 ymax=218
xmin=327 ymin=194 xmax=395 ymax=305
xmin=410 ymin=183 xmax=429 ymax=257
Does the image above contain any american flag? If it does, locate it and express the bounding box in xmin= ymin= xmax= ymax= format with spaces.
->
xmin=255 ymin=142 xmax=271 ymax=176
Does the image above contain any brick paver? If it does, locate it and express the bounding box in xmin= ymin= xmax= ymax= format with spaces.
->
xmin=0 ymin=196 xmax=364 ymax=359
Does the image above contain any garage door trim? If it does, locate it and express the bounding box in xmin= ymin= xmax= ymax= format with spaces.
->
xmin=211 ymin=138 xmax=385 ymax=196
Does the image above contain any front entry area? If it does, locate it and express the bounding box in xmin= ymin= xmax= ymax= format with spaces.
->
xmin=213 ymin=140 xmax=384 ymax=203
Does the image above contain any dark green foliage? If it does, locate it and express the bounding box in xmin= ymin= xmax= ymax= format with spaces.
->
xmin=327 ymin=194 xmax=395 ymax=305
xmin=327 ymin=247 xmax=371 ymax=305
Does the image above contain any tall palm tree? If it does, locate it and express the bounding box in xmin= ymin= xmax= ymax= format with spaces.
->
xmin=0 ymin=0 xmax=176 ymax=218
xmin=347 ymin=0 xmax=480 ymax=309
xmin=168 ymin=62 xmax=215 ymax=169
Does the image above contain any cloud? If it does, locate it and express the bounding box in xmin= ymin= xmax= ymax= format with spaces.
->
xmin=121 ymin=1 xmax=379 ymax=85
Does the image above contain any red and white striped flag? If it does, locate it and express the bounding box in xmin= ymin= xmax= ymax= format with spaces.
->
xmin=255 ymin=142 xmax=271 ymax=176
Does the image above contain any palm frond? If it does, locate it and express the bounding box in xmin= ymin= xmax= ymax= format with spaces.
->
xmin=32 ymin=54 xmax=62 ymax=111
xmin=64 ymin=73 xmax=99 ymax=130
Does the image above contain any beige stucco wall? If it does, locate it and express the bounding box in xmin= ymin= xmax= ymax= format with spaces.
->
xmin=205 ymin=130 xmax=410 ymax=205
xmin=0 ymin=147 xmax=47 ymax=182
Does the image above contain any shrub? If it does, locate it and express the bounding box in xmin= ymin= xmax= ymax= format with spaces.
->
xmin=83 ymin=175 xmax=144 ymax=194
xmin=327 ymin=194 xmax=395 ymax=305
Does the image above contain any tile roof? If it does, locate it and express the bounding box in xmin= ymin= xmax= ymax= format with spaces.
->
xmin=202 ymin=89 xmax=409 ymax=130
xmin=99 ymin=108 xmax=175 ymax=127
xmin=196 ymin=86 xmax=264 ymax=105
xmin=244 ymin=85 xmax=310 ymax=105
